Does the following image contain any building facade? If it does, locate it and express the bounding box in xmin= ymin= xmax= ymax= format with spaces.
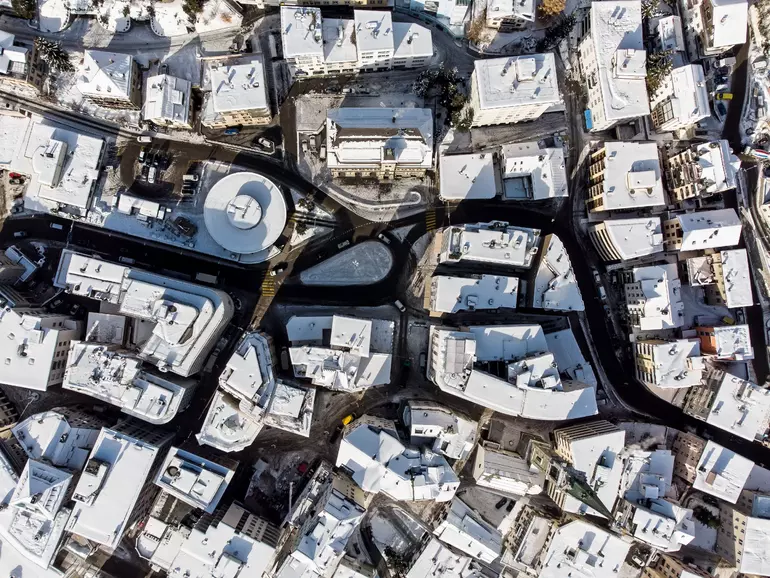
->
xmin=663 ymin=140 xmax=739 ymax=204
xmin=672 ymin=431 xmax=706 ymax=483
xmin=77 ymin=50 xmax=143 ymax=110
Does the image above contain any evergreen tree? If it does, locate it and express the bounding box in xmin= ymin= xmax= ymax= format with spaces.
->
xmin=536 ymin=13 xmax=576 ymax=52
xmin=34 ymin=38 xmax=74 ymax=73
xmin=11 ymin=0 xmax=35 ymax=20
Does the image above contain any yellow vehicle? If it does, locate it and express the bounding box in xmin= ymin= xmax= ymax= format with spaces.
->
xmin=722 ymin=316 xmax=735 ymax=325
xmin=716 ymin=92 xmax=733 ymax=100
xmin=342 ymin=414 xmax=355 ymax=426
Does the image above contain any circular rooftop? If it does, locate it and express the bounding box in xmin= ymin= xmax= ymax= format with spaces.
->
xmin=203 ymin=172 xmax=287 ymax=255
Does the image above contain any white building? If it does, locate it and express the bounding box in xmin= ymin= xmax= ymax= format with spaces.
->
xmin=485 ymin=0 xmax=535 ymax=31
xmin=470 ymin=55 xmax=562 ymax=127
xmin=720 ymin=249 xmax=753 ymax=308
xmin=623 ymin=263 xmax=685 ymax=330
xmin=428 ymin=274 xmax=519 ymax=314
xmin=531 ymin=234 xmax=585 ymax=311
xmin=154 ymin=447 xmax=235 ymax=514
xmin=589 ymin=217 xmax=665 ymax=262
xmin=12 ymin=407 xmax=106 ymax=471
xmin=406 ymin=538 xmax=483 ymax=578
xmin=653 ymin=15 xmax=686 ymax=52
xmin=202 ymin=56 xmax=271 ymax=128
xmin=578 ymin=1 xmax=649 ymax=132
xmin=427 ymin=324 xmax=598 ymax=421
xmin=692 ymin=440 xmax=753 ymax=504
xmin=665 ymin=140 xmax=740 ymax=204
xmin=437 ymin=221 xmax=541 ymax=268
xmin=663 ymin=208 xmax=742 ymax=252
xmin=438 ymin=151 xmax=497 ymax=201
xmin=276 ymin=468 xmax=367 ymax=578
xmin=679 ymin=0 xmax=748 ymax=59
xmin=500 ymin=142 xmax=568 ymax=200
xmin=197 ymin=389 xmax=266 ymax=453
xmin=701 ymin=324 xmax=753 ymax=361
xmin=281 ymin=7 xmax=432 ymax=77
xmin=287 ymin=315 xmax=393 ymax=391
xmin=704 ymin=372 xmax=770 ymax=441
xmin=0 ymin=459 xmax=72 ymax=570
xmin=545 ymin=328 xmax=598 ymax=386
xmin=539 ymin=520 xmax=631 ymax=578
xmin=137 ymin=502 xmax=280 ymax=577
xmin=634 ymin=339 xmax=705 ymax=388
xmin=0 ymin=307 xmax=82 ymax=391
xmin=650 ymin=64 xmax=710 ymax=132
xmin=586 ymin=142 xmax=665 ymax=213
xmin=402 ymin=401 xmax=476 ymax=460
xmin=54 ymin=250 xmax=233 ymax=377
xmin=336 ymin=416 xmax=460 ymax=502
xmin=473 ymin=442 xmax=544 ymax=497
xmin=1 ymin=245 xmax=35 ymax=284
xmin=67 ymin=425 xmax=171 ymax=550
xmin=326 ymin=107 xmax=434 ymax=179
xmin=77 ymin=50 xmax=141 ymax=109
xmin=143 ymin=74 xmax=192 ymax=129
xmin=434 ymin=498 xmax=502 ymax=563
xmin=63 ymin=343 xmax=196 ymax=424
xmin=217 ymin=331 xmax=276 ymax=419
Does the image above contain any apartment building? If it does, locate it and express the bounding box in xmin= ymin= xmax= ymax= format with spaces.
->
xmin=634 ymin=339 xmax=704 ymax=388
xmin=578 ymin=0 xmax=650 ymax=132
xmin=437 ymin=221 xmax=541 ymax=268
xmin=717 ymin=490 xmax=770 ymax=576
xmin=663 ymin=140 xmax=740 ymax=204
xmin=643 ymin=554 xmax=712 ymax=578
xmin=325 ymin=107 xmax=434 ymax=179
xmin=433 ymin=498 xmax=502 ymax=563
xmin=485 ymin=0 xmax=535 ymax=31
xmin=280 ymin=7 xmax=432 ymax=77
xmin=470 ymin=55 xmax=562 ymax=127
xmin=202 ymin=55 xmax=271 ymax=128
xmin=0 ymin=307 xmax=82 ymax=391
xmin=622 ymin=263 xmax=685 ymax=330
xmin=686 ymin=248 xmax=753 ymax=308
xmin=143 ymin=74 xmax=193 ymax=129
xmin=500 ymin=141 xmax=568 ymax=200
xmin=473 ymin=441 xmax=544 ymax=497
xmin=679 ymin=0 xmax=748 ymax=59
xmin=503 ymin=505 xmax=558 ymax=577
xmin=540 ymin=520 xmax=631 ymax=578
xmin=587 ymin=142 xmax=665 ymax=213
xmin=427 ymin=274 xmax=519 ymax=314
xmin=589 ymin=217 xmax=664 ymax=262
xmin=672 ymin=431 xmax=706 ymax=483
xmin=0 ymin=30 xmax=47 ymax=92
xmin=692 ymin=441 xmax=754 ymax=504
xmin=77 ymin=50 xmax=143 ymax=110
xmin=662 ymin=208 xmax=742 ymax=252
xmin=696 ymin=324 xmax=753 ymax=361
xmin=650 ymin=64 xmax=709 ymax=132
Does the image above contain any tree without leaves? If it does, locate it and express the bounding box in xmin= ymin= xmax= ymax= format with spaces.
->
xmin=11 ymin=0 xmax=35 ymax=19
xmin=538 ymin=0 xmax=566 ymax=19
xmin=34 ymin=37 xmax=74 ymax=73
xmin=467 ymin=12 xmax=485 ymax=44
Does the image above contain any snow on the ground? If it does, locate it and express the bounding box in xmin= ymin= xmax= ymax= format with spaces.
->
xmin=289 ymin=224 xmax=332 ymax=248
xmin=617 ymin=422 xmax=668 ymax=448
xmin=531 ymin=234 xmax=585 ymax=312
xmin=679 ymin=284 xmax=731 ymax=328
xmin=39 ymin=0 xmax=71 ymax=33
xmin=290 ymin=189 xmax=334 ymax=219
xmin=468 ymin=0 xmax=544 ymax=54
xmin=368 ymin=514 xmax=411 ymax=556
xmin=299 ymin=240 xmax=394 ymax=286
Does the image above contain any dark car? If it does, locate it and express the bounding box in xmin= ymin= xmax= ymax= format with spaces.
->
xmin=172 ymin=216 xmax=198 ymax=237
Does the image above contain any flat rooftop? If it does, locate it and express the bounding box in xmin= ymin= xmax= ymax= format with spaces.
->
xmin=473 ymin=54 xmax=561 ymax=111
xmin=209 ymin=56 xmax=268 ymax=114
xmin=441 ymin=222 xmax=540 ymax=268
xmin=439 ymin=151 xmax=497 ymax=200
xmin=597 ymin=142 xmax=665 ymax=211
xmin=599 ymin=217 xmax=664 ymax=260
xmin=501 ymin=142 xmax=568 ymax=200
xmin=432 ymin=274 xmax=519 ymax=313
xmin=711 ymin=0 xmax=748 ymax=49
xmin=692 ymin=440 xmax=753 ymax=504
xmin=353 ymin=10 xmax=394 ymax=53
xmin=641 ymin=339 xmax=703 ymax=388
xmin=721 ymin=249 xmax=753 ymax=308
xmin=706 ymin=373 xmax=770 ymax=441
xmin=675 ymin=208 xmax=742 ymax=251
xmin=281 ymin=6 xmax=324 ymax=59
xmin=540 ymin=520 xmax=631 ymax=578
xmin=322 ymin=18 xmax=357 ymax=63
xmin=155 ymin=447 xmax=235 ymax=513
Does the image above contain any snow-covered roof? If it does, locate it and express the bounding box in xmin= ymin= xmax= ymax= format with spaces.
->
xmin=473 ymin=54 xmax=561 ymax=111
xmin=0 ymin=30 xmax=27 ymax=76
xmin=431 ymin=274 xmax=519 ymax=313
xmin=326 ymin=108 xmax=433 ymax=171
xmin=589 ymin=1 xmax=650 ymax=123
xmin=711 ymin=325 xmax=753 ymax=360
xmin=12 ymin=409 xmax=102 ymax=471
xmin=353 ymin=10 xmax=394 ymax=53
xmin=117 ymin=193 xmax=164 ymax=219
xmin=0 ymin=459 xmax=72 ymax=569
xmin=209 ymin=57 xmax=268 ymax=114
xmin=624 ymin=263 xmax=685 ymax=330
xmin=621 ymin=448 xmax=674 ymax=499
xmin=686 ymin=140 xmax=740 ymax=196
xmin=68 ymin=426 xmax=163 ymax=549
xmin=540 ymin=520 xmax=631 ymax=578
xmin=392 ymin=21 xmax=433 ymax=59
xmin=637 ymin=339 xmax=704 ymax=388
xmin=144 ymin=74 xmax=191 ymax=125
xmin=474 ymin=443 xmax=544 ymax=497
xmin=263 ymin=381 xmax=315 ymax=437
xmin=4 ymin=245 xmax=42 ymax=283
xmin=439 ymin=152 xmax=497 ymax=200
xmin=407 ymin=538 xmax=482 ymax=578
xmin=202 ymin=171 xmax=287 ymax=256
xmin=741 ymin=515 xmax=770 ymax=575
xmin=336 ymin=417 xmax=459 ymax=502
xmin=155 ymin=447 xmax=234 ymax=513
xmin=660 ymin=65 xmax=710 ymax=129
xmin=487 ymin=0 xmax=535 ymax=21
xmin=545 ymin=329 xmax=597 ymax=386
xmin=597 ymin=142 xmax=665 ymax=211
xmin=598 ymin=217 xmax=664 ymax=260
xmin=287 ymin=315 xmax=392 ymax=391
xmin=281 ymin=6 xmax=324 ymax=59
xmin=500 ymin=142 xmax=568 ymax=200
xmin=655 ymin=16 xmax=685 ymax=51
xmin=469 ymin=324 xmax=547 ymax=360
xmin=674 ymin=209 xmax=742 ymax=251
xmin=561 ymin=429 xmax=625 ymax=518
xmin=710 ymin=0 xmax=748 ymax=49
xmin=439 ymin=221 xmax=540 ymax=268
xmin=219 ymin=332 xmax=276 ymax=408
xmin=322 ymin=18 xmax=357 ymax=63
xmin=720 ymin=249 xmax=753 ymax=308
xmin=705 ymin=372 xmax=770 ymax=441
xmin=532 ymin=234 xmax=585 ymax=311
xmin=628 ymin=500 xmax=695 ymax=552
xmin=63 ymin=342 xmax=192 ymax=424
xmin=404 ymin=401 xmax=476 ymax=461
xmin=77 ymin=50 xmax=134 ymax=100
xmin=54 ymin=250 xmax=233 ymax=377
xmin=692 ymin=440 xmax=753 ymax=503
xmin=0 ymin=308 xmax=80 ymax=391
xmin=197 ymin=390 xmax=263 ymax=453
xmin=434 ymin=498 xmax=502 ymax=563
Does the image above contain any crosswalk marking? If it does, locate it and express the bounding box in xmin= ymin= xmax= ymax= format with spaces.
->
xmin=425 ymin=209 xmax=437 ymax=231
xmin=261 ymin=277 xmax=276 ymax=297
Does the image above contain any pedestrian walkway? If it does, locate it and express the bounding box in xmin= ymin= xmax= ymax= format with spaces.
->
xmin=425 ymin=209 xmax=437 ymax=231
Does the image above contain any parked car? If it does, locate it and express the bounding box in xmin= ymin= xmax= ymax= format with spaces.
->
xmin=138 ymin=148 xmax=146 ymax=163
xmin=270 ymin=263 xmax=287 ymax=276
xmin=148 ymin=166 xmax=157 ymax=184
xmin=337 ymin=240 xmax=350 ymax=250
xmin=137 ymin=135 xmax=152 ymax=143
xmin=224 ymin=127 xmax=241 ymax=136
xmin=13 ymin=231 xmax=26 ymax=238
xmin=378 ymin=233 xmax=391 ymax=244
xmin=182 ymin=174 xmax=199 ymax=182
xmin=394 ymin=300 xmax=406 ymax=312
